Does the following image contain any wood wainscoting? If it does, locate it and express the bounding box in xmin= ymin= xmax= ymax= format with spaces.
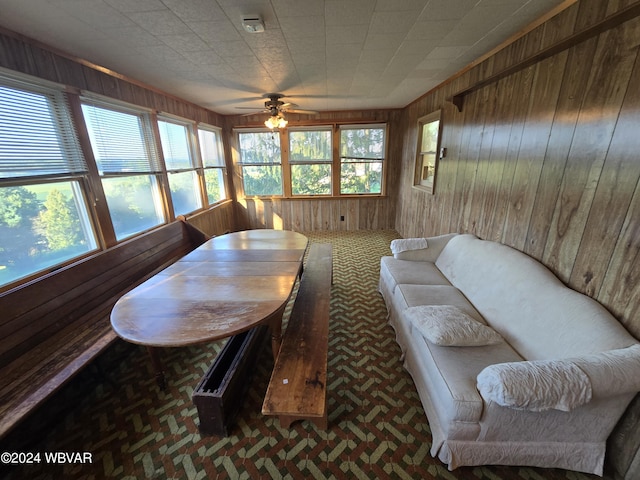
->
xmin=236 ymin=197 xmax=395 ymax=232
xmin=181 ymin=200 xmax=237 ymax=237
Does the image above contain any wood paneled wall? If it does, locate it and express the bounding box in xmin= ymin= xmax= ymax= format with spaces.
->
xmin=226 ymin=109 xmax=403 ymax=231
xmin=182 ymin=200 xmax=236 ymax=237
xmin=395 ymin=0 xmax=640 ymax=341
xmin=236 ymin=197 xmax=393 ymax=231
xmin=394 ymin=4 xmax=640 ymax=476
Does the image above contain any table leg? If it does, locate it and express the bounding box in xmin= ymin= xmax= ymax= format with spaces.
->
xmin=269 ymin=317 xmax=282 ymax=361
xmin=147 ymin=346 xmax=166 ymax=390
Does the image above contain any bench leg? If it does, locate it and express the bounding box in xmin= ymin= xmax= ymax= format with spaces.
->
xmin=278 ymin=414 xmax=327 ymax=430
xmin=147 ymin=347 xmax=166 ymax=390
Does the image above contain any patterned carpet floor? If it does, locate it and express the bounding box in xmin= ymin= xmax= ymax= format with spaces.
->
xmin=0 ymin=230 xmax=604 ymax=479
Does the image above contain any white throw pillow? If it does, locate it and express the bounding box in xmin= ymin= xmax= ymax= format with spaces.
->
xmin=390 ymin=237 xmax=428 ymax=254
xmin=477 ymin=359 xmax=593 ymax=412
xmin=404 ymin=305 xmax=503 ymax=346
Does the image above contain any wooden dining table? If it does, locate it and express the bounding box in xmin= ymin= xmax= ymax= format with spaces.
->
xmin=110 ymin=229 xmax=308 ymax=387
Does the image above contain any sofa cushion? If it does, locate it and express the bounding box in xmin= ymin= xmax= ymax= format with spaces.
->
xmin=380 ymin=257 xmax=451 ymax=293
xmin=404 ymin=305 xmax=503 ymax=346
xmin=410 ymin=334 xmax=523 ymax=424
xmin=393 ymin=284 xmax=481 ymax=317
xmin=476 ymin=359 xmax=593 ymax=412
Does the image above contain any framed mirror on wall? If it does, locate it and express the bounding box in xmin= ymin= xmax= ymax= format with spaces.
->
xmin=413 ymin=110 xmax=444 ymax=194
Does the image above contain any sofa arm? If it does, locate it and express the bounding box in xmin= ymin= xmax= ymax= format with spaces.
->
xmin=476 ymin=344 xmax=640 ymax=412
xmin=572 ymin=344 xmax=640 ymax=398
xmin=391 ymin=233 xmax=457 ymax=261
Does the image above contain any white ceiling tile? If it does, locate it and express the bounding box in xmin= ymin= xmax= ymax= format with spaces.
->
xmin=363 ymin=33 xmax=405 ymax=51
xmin=325 ymin=25 xmax=368 ymax=45
xmin=406 ymin=19 xmax=459 ymax=41
xmin=271 ymin=0 xmax=324 ymax=18
xmin=212 ymin=40 xmax=254 ymax=58
xmin=243 ymin=29 xmax=288 ymax=49
xmin=0 ymin=0 xmax=567 ymax=113
xmin=424 ymin=45 xmax=469 ymax=60
xmin=291 ymin=51 xmax=326 ymax=66
xmin=324 ymin=0 xmax=375 ymax=26
xmin=417 ymin=0 xmax=477 ymax=21
xmin=158 ymin=33 xmax=211 ymax=53
xmin=279 ymin=16 xmax=325 ymax=38
xmin=162 ymin=0 xmax=226 ymax=22
xmin=326 ymin=43 xmax=361 ymax=61
xmin=190 ymin=21 xmax=243 ymax=45
xmin=369 ymin=11 xmax=417 ymax=35
xmin=127 ymin=10 xmax=191 ymax=35
xmin=375 ymin=0 xmax=429 ymax=12
xmin=58 ymin=1 xmax=136 ymax=29
xmin=359 ymin=48 xmax=397 ymax=65
xmin=182 ymin=50 xmax=225 ymax=66
xmin=286 ymin=36 xmax=325 ymax=54
xmin=104 ymin=0 xmax=166 ymax=13
xmin=101 ymin=25 xmax=162 ymax=47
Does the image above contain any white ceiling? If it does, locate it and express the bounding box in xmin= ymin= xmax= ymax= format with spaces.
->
xmin=0 ymin=0 xmax=565 ymax=115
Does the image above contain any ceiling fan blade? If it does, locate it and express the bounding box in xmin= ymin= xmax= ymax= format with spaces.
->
xmin=282 ymin=108 xmax=319 ymax=115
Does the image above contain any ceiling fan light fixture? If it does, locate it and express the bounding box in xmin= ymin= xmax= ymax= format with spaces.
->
xmin=265 ymin=114 xmax=287 ymax=130
xmin=241 ymin=16 xmax=265 ymax=33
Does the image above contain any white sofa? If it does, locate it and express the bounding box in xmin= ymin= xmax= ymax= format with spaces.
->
xmin=379 ymin=233 xmax=640 ymax=476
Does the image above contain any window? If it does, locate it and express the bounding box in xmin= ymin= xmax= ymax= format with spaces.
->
xmin=339 ymin=124 xmax=386 ymax=194
xmin=289 ymin=127 xmax=332 ymax=196
xmin=81 ymin=100 xmax=165 ymax=240
xmin=414 ymin=111 xmax=442 ymax=194
xmin=236 ymin=124 xmax=387 ymax=198
xmin=237 ymin=130 xmax=283 ymax=196
xmin=198 ymin=126 xmax=227 ymax=204
xmin=0 ymin=76 xmax=98 ymax=288
xmin=157 ymin=117 xmax=202 ymax=216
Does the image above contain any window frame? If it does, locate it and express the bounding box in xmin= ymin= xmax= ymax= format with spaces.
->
xmin=236 ymin=128 xmax=284 ymax=197
xmin=288 ymin=126 xmax=333 ymax=197
xmin=157 ymin=114 xmax=203 ymax=216
xmin=197 ymin=124 xmax=228 ymax=206
xmin=338 ymin=123 xmax=387 ymax=196
xmin=413 ymin=110 xmax=443 ymax=194
xmin=80 ymin=97 xmax=167 ymax=241
xmin=234 ymin=122 xmax=387 ymax=198
xmin=0 ymin=71 xmax=101 ymax=291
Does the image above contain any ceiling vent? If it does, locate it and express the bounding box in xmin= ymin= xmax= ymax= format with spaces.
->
xmin=241 ymin=16 xmax=265 ymax=33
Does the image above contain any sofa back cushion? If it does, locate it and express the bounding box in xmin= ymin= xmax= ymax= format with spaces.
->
xmin=435 ymin=234 xmax=636 ymax=360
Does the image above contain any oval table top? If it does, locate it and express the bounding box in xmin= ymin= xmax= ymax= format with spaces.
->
xmin=110 ymin=229 xmax=308 ymax=347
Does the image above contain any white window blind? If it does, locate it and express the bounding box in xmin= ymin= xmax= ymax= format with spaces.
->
xmin=81 ymin=102 xmax=161 ymax=175
xmin=198 ymin=127 xmax=224 ymax=167
xmin=157 ymin=119 xmax=193 ymax=171
xmin=0 ymin=80 xmax=87 ymax=179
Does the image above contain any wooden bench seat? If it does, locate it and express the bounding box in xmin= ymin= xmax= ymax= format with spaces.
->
xmin=262 ymin=243 xmax=333 ymax=429
xmin=0 ymin=220 xmax=207 ymax=439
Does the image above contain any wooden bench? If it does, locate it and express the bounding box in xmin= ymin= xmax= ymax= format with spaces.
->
xmin=0 ymin=220 xmax=208 ymax=439
xmin=262 ymin=243 xmax=333 ymax=429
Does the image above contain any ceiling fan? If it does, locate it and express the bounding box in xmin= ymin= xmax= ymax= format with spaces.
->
xmin=237 ymin=93 xmax=319 ymax=129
